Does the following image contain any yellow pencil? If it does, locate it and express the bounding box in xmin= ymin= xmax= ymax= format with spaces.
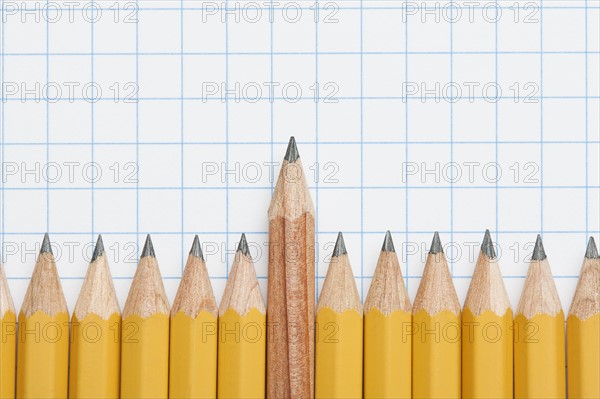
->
xmin=69 ymin=235 xmax=121 ymax=399
xmin=567 ymin=237 xmax=599 ymax=399
xmin=514 ymin=235 xmax=565 ymax=399
xmin=218 ymin=234 xmax=266 ymax=399
xmin=462 ymin=230 xmax=513 ymax=398
xmin=315 ymin=232 xmax=363 ymax=399
xmin=412 ymin=232 xmax=461 ymax=399
xmin=17 ymin=234 xmax=69 ymax=398
xmin=0 ymin=260 xmax=16 ymax=399
xmin=363 ymin=231 xmax=411 ymax=399
xmin=170 ymin=235 xmax=218 ymax=399
xmin=120 ymin=235 xmax=170 ymax=399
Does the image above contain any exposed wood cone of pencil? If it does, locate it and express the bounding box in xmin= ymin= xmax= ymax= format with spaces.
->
xmin=567 ymin=237 xmax=599 ymax=399
xmin=267 ymin=136 xmax=316 ymax=399
xmin=514 ymin=235 xmax=565 ymax=399
xmin=218 ymin=234 xmax=266 ymax=399
xmin=70 ymin=235 xmax=121 ymax=399
xmin=315 ymin=232 xmax=363 ymax=399
xmin=17 ymin=234 xmax=69 ymax=398
xmin=0 ymin=259 xmax=16 ymax=399
xmin=462 ymin=230 xmax=513 ymax=399
xmin=170 ymin=235 xmax=218 ymax=399
xmin=120 ymin=235 xmax=170 ymax=399
xmin=412 ymin=232 xmax=461 ymax=399
xmin=363 ymin=231 xmax=411 ymax=399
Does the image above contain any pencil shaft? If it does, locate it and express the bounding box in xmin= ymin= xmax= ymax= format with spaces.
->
xmin=69 ymin=314 xmax=121 ymax=399
xmin=0 ymin=311 xmax=16 ymax=399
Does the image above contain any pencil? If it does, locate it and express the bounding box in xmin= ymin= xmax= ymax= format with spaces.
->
xmin=412 ymin=232 xmax=461 ymax=399
xmin=567 ymin=237 xmax=599 ymax=399
xmin=0 ymin=260 xmax=16 ymax=399
xmin=462 ymin=230 xmax=513 ymax=399
xmin=315 ymin=233 xmax=363 ymax=399
xmin=17 ymin=234 xmax=69 ymax=398
xmin=120 ymin=235 xmax=170 ymax=399
xmin=170 ymin=235 xmax=218 ymax=399
xmin=363 ymin=231 xmax=411 ymax=399
xmin=69 ymin=235 xmax=121 ymax=399
xmin=218 ymin=234 xmax=266 ymax=399
xmin=267 ymin=136 xmax=315 ymax=399
xmin=514 ymin=235 xmax=565 ymax=399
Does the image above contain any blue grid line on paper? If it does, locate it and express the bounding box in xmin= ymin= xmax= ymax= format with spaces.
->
xmin=360 ymin=0 xmax=364 ymax=298
xmin=3 ymin=140 xmax=600 ymax=146
xmin=315 ymin=0 xmax=320 ymax=299
xmin=9 ymin=5 xmax=599 ymax=11
xmin=2 ymin=186 xmax=599 ymax=191
xmin=4 ymin=50 xmax=600 ymax=56
xmin=3 ymin=96 xmax=597 ymax=102
xmin=180 ymin=0 xmax=185 ymax=273
xmin=1 ymin=0 xmax=4 ymax=260
xmin=91 ymin=2 xmax=95 ymax=241
xmin=495 ymin=0 xmax=499 ymax=245
xmin=404 ymin=0 xmax=409 ymax=292
xmin=136 ymin=0 xmax=140 ymax=255
xmin=585 ymin=0 xmax=589 ymax=239
xmin=540 ymin=0 xmax=544 ymax=235
xmin=45 ymin=0 xmax=50 ymax=230
xmin=225 ymin=0 xmax=230 ymax=274
xmin=449 ymin=0 xmax=454 ymax=276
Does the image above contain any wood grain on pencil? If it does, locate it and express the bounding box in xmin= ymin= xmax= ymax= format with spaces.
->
xmin=267 ymin=136 xmax=316 ymax=398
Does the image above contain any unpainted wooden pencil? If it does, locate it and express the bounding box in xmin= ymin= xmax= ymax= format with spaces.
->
xmin=267 ymin=136 xmax=316 ymax=399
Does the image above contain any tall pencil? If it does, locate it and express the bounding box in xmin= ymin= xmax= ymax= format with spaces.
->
xmin=0 ymin=260 xmax=16 ymax=399
xmin=412 ymin=232 xmax=461 ymax=399
xmin=69 ymin=235 xmax=121 ymax=399
xmin=315 ymin=233 xmax=363 ymax=399
xmin=363 ymin=231 xmax=411 ymax=399
xmin=462 ymin=230 xmax=513 ymax=398
xmin=170 ymin=235 xmax=218 ymax=399
xmin=267 ymin=136 xmax=315 ymax=399
xmin=218 ymin=234 xmax=266 ymax=399
xmin=120 ymin=235 xmax=170 ymax=399
xmin=514 ymin=235 xmax=565 ymax=398
xmin=567 ymin=237 xmax=599 ymax=399
xmin=17 ymin=234 xmax=69 ymax=398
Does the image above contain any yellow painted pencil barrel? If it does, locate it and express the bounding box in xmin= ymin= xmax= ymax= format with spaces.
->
xmin=69 ymin=314 xmax=121 ymax=398
xmin=0 ymin=311 xmax=16 ymax=399
xmin=17 ymin=311 xmax=70 ymax=398
xmin=462 ymin=309 xmax=513 ymax=398
xmin=0 ymin=261 xmax=16 ymax=399
xmin=218 ymin=308 xmax=266 ymax=398
xmin=316 ymin=308 xmax=363 ymax=399
xmin=170 ymin=312 xmax=218 ymax=398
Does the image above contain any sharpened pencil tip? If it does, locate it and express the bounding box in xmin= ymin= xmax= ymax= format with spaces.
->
xmin=382 ymin=231 xmax=395 ymax=252
xmin=284 ymin=136 xmax=300 ymax=162
xmin=237 ymin=233 xmax=250 ymax=256
xmin=333 ymin=232 xmax=347 ymax=257
xmin=429 ymin=232 xmax=443 ymax=254
xmin=190 ymin=235 xmax=204 ymax=260
xmin=40 ymin=233 xmax=52 ymax=255
xmin=141 ymin=234 xmax=156 ymax=258
xmin=481 ymin=229 xmax=496 ymax=259
xmin=532 ymin=234 xmax=547 ymax=260
xmin=91 ymin=235 xmax=105 ymax=262
xmin=585 ymin=237 xmax=598 ymax=259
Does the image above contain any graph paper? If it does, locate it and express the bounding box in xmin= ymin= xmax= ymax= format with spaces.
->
xmin=0 ymin=0 xmax=598 ymax=313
